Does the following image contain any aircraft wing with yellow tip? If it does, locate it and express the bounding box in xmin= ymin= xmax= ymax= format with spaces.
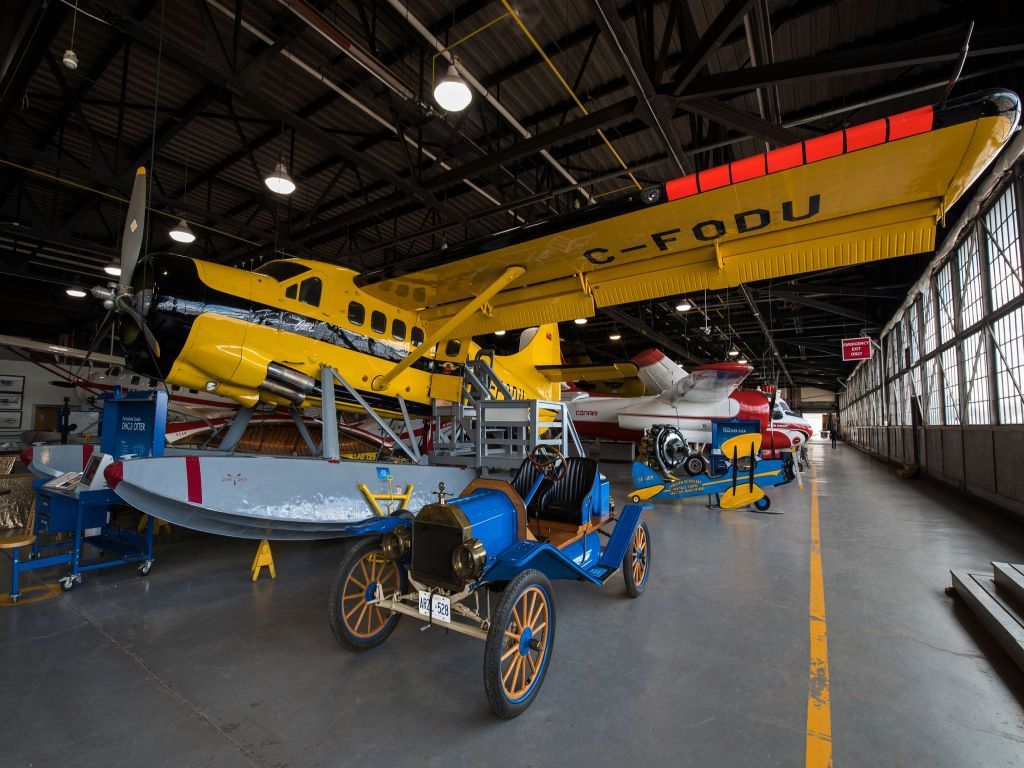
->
xmin=355 ymin=90 xmax=1019 ymax=336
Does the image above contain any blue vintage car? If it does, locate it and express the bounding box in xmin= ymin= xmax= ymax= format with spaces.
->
xmin=327 ymin=445 xmax=651 ymax=718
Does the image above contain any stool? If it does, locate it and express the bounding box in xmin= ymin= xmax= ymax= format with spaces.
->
xmin=1 ymin=527 xmax=36 ymax=603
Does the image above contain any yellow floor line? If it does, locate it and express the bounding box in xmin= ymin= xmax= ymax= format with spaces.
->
xmin=807 ymin=461 xmax=833 ymax=767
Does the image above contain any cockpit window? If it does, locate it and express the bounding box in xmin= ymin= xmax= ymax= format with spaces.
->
xmin=298 ymin=278 xmax=321 ymax=307
xmin=255 ymin=261 xmax=310 ymax=281
xmin=284 ymin=277 xmax=321 ymax=307
xmin=444 ymin=339 xmax=461 ymax=358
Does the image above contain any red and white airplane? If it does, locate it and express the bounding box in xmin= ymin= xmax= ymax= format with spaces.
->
xmin=563 ymin=349 xmax=814 ymax=455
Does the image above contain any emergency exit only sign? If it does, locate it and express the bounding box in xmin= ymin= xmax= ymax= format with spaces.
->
xmin=841 ymin=337 xmax=873 ymax=361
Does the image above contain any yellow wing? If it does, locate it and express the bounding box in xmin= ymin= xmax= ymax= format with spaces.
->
xmin=356 ymin=91 xmax=1019 ymax=336
xmin=536 ymin=362 xmax=639 ymax=383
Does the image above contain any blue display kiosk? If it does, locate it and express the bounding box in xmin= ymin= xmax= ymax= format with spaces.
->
xmin=10 ymin=388 xmax=167 ymax=599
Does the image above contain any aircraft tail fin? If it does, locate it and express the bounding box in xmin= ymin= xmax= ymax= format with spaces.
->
xmin=631 ymin=349 xmax=687 ymax=394
xmin=507 ymin=324 xmax=561 ymax=367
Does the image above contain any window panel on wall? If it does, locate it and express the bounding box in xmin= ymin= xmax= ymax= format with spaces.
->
xmin=936 ymin=262 xmax=957 ymax=344
xmin=926 ymin=359 xmax=943 ymax=425
xmin=961 ymin=332 xmax=990 ymax=424
xmin=941 ymin=347 xmax=961 ymax=425
xmin=994 ymin=306 xmax=1024 ymax=423
xmin=907 ymin=298 xmax=921 ymax=364
xmin=923 ymin=282 xmax=938 ymax=354
xmin=985 ymin=183 xmax=1022 ymax=311
xmin=958 ymin=233 xmax=985 ymax=330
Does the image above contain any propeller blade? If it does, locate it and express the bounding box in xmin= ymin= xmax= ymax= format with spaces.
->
xmin=123 ymin=304 xmax=161 ymax=360
xmin=120 ymin=166 xmax=147 ymax=286
xmin=73 ymin=307 xmax=115 ymax=380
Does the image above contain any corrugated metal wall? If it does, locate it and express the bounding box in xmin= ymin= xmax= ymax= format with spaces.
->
xmin=839 ymin=158 xmax=1024 ymax=521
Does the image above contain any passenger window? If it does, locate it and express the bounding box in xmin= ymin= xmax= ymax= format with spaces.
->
xmin=411 ymin=327 xmax=424 ymax=347
xmin=392 ymin=319 xmax=406 ymax=341
xmin=172 ymin=385 xmax=181 ymax=391
xmin=348 ymin=301 xmax=364 ymax=326
xmin=445 ymin=339 xmax=461 ymax=358
xmin=129 ymin=375 xmax=141 ymax=385
xmin=298 ymin=277 xmax=321 ymax=307
xmin=371 ymin=311 xmax=387 ymax=334
xmin=285 ymin=284 xmax=297 ymax=299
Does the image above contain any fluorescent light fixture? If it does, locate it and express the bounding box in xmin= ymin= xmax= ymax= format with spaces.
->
xmin=66 ymin=287 xmax=87 ymax=298
xmin=675 ymin=299 xmax=693 ymax=312
xmin=609 ymin=333 xmax=621 ymax=341
xmin=433 ymin=65 xmax=473 ymax=112
xmin=264 ymin=162 xmax=296 ymax=195
xmin=169 ymin=218 xmax=196 ymax=244
xmin=573 ymin=318 xmax=588 ymax=325
xmin=104 ymin=264 xmax=121 ymax=277
xmin=494 ymin=330 xmax=506 ymax=336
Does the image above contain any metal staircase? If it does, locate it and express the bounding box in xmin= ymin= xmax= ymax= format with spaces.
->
xmin=430 ymin=354 xmax=584 ymax=472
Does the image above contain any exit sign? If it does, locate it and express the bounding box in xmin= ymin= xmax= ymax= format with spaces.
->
xmin=841 ymin=337 xmax=873 ymax=361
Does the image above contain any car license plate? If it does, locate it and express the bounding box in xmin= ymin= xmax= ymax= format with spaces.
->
xmin=418 ymin=591 xmax=451 ymax=623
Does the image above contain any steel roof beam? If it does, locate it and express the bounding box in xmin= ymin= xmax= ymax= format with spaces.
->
xmin=668 ymin=0 xmax=756 ymax=96
xmin=600 ymin=308 xmax=705 ymax=364
xmin=739 ymin=283 xmax=795 ymax=388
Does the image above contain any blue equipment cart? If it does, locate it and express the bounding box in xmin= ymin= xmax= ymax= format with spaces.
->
xmin=10 ymin=389 xmax=167 ymax=598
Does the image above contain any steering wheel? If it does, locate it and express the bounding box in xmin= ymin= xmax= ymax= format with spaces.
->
xmin=528 ymin=444 xmax=567 ymax=481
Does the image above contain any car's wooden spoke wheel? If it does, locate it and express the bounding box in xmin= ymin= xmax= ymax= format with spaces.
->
xmin=328 ymin=536 xmax=405 ymax=652
xmin=499 ymin=585 xmax=550 ymax=701
xmin=484 ymin=569 xmax=556 ymax=718
xmin=630 ymin=525 xmax=648 ymax=585
xmin=623 ymin=520 xmax=651 ymax=598
xmin=342 ymin=551 xmax=400 ymax=638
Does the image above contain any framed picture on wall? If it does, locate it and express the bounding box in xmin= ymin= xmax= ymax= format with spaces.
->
xmin=0 ymin=374 xmax=24 ymax=393
xmin=0 ymin=392 xmax=23 ymax=411
xmin=0 ymin=412 xmax=20 ymax=429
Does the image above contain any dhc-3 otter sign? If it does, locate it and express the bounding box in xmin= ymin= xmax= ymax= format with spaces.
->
xmin=583 ymin=195 xmax=821 ymax=264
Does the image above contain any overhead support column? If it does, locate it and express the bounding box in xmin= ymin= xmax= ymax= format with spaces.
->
xmin=371 ymin=266 xmax=526 ymax=392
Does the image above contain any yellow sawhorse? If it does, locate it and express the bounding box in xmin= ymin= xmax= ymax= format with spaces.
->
xmin=137 ymin=514 xmax=171 ymax=536
xmin=251 ymin=539 xmax=275 ymax=581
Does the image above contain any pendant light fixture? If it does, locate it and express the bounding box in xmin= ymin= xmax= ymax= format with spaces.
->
xmin=264 ymin=160 xmax=296 ymax=195
xmin=494 ymin=330 xmax=506 ymax=336
xmin=169 ymin=218 xmax=196 ymax=243
xmin=103 ymin=264 xmax=121 ymax=277
xmin=573 ymin=318 xmax=588 ymax=325
xmin=609 ymin=332 xmax=622 ymax=341
xmin=728 ymin=345 xmax=740 ymax=357
xmin=433 ymin=63 xmax=473 ymax=112
xmin=63 ymin=2 xmax=80 ymax=70
xmin=675 ymin=298 xmax=692 ymax=312
xmin=66 ymin=287 xmax=87 ymax=298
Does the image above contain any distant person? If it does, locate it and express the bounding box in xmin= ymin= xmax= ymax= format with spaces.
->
xmin=831 ymin=428 xmax=838 ymax=450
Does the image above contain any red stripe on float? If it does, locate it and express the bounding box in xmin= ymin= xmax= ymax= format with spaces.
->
xmin=887 ymin=105 xmax=933 ymax=140
xmin=766 ymin=143 xmax=803 ymax=173
xmin=665 ymin=174 xmax=698 ymax=200
xmin=83 ymin=443 xmax=94 ymax=469
xmin=730 ymin=154 xmax=767 ymax=182
xmin=804 ymin=132 xmax=844 ymax=162
xmin=185 ymin=455 xmax=203 ymax=504
xmin=844 ymin=119 xmax=887 ymax=151
xmin=698 ymin=165 xmax=730 ymax=192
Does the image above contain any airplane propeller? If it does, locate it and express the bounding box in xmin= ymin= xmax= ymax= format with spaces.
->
xmin=77 ymin=167 xmax=162 ymax=376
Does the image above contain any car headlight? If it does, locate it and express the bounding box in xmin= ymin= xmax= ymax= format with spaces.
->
xmin=381 ymin=526 xmax=411 ymax=561
xmin=451 ymin=538 xmax=486 ymax=581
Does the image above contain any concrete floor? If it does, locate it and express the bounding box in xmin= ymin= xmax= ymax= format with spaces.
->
xmin=3 ymin=439 xmax=1024 ymax=767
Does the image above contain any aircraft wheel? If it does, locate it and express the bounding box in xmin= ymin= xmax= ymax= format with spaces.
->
xmin=754 ymin=496 xmax=771 ymax=512
xmin=630 ymin=493 xmax=641 ymax=504
xmin=328 ymin=537 xmax=404 ymax=652
xmin=622 ymin=520 xmax=651 ymax=598
xmin=484 ymin=569 xmax=555 ymax=718
xmin=683 ymin=453 xmax=707 ymax=477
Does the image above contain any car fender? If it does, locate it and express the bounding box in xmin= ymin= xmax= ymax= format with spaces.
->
xmin=485 ymin=541 xmax=603 ymax=585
